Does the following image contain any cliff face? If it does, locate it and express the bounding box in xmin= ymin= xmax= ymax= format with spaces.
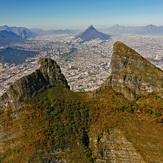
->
xmin=0 ymin=57 xmax=69 ymax=109
xmin=102 ymin=41 xmax=163 ymax=100
xmin=89 ymin=128 xmax=144 ymax=162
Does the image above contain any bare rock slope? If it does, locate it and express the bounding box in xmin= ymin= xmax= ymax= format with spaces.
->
xmin=101 ymin=41 xmax=163 ymax=100
xmin=0 ymin=57 xmax=69 ymax=109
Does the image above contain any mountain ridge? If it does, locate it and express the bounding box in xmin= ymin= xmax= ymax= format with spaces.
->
xmin=103 ymin=24 xmax=163 ymax=34
xmin=0 ymin=42 xmax=162 ymax=162
xmin=0 ymin=25 xmax=35 ymax=39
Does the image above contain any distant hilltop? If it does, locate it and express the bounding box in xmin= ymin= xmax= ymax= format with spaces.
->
xmin=0 ymin=25 xmax=35 ymax=45
xmin=75 ymin=25 xmax=111 ymax=42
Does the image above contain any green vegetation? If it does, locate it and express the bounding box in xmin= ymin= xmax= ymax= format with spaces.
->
xmin=0 ymin=86 xmax=93 ymax=162
xmin=89 ymin=87 xmax=163 ymax=162
xmin=0 ymin=85 xmax=163 ymax=162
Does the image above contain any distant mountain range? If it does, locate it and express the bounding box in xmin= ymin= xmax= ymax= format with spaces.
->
xmin=2 ymin=24 xmax=163 ymax=38
xmin=0 ymin=25 xmax=35 ymax=39
xmin=103 ymin=24 xmax=163 ymax=35
xmin=0 ymin=24 xmax=163 ymax=46
xmin=75 ymin=25 xmax=110 ymax=42
xmin=0 ymin=47 xmax=38 ymax=64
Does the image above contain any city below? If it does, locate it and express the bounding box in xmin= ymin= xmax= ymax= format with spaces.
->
xmin=0 ymin=26 xmax=163 ymax=96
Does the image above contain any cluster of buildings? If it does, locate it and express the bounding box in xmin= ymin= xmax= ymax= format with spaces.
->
xmin=0 ymin=33 xmax=163 ymax=96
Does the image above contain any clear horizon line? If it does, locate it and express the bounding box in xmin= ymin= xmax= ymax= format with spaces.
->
xmin=0 ymin=24 xmax=163 ymax=31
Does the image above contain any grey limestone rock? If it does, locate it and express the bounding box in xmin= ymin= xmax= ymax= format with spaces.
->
xmin=101 ymin=41 xmax=163 ymax=100
xmin=0 ymin=57 xmax=69 ymax=109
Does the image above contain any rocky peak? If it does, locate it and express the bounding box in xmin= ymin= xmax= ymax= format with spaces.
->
xmin=87 ymin=25 xmax=96 ymax=30
xmin=75 ymin=25 xmax=110 ymax=42
xmin=111 ymin=41 xmax=155 ymax=74
xmin=0 ymin=57 xmax=69 ymax=109
xmin=102 ymin=41 xmax=163 ymax=100
xmin=38 ymin=57 xmax=67 ymax=84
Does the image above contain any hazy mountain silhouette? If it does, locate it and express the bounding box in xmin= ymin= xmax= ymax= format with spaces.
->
xmin=75 ymin=25 xmax=111 ymax=42
xmin=104 ymin=24 xmax=163 ymax=34
xmin=0 ymin=25 xmax=35 ymax=38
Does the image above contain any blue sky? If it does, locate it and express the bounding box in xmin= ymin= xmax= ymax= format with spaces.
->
xmin=0 ymin=0 xmax=163 ymax=29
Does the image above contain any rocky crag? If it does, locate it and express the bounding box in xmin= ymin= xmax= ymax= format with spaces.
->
xmin=0 ymin=57 xmax=69 ymax=109
xmin=100 ymin=41 xmax=163 ymax=100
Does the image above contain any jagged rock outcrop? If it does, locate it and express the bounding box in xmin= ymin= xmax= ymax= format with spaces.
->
xmin=101 ymin=41 xmax=163 ymax=100
xmin=0 ymin=57 xmax=69 ymax=109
